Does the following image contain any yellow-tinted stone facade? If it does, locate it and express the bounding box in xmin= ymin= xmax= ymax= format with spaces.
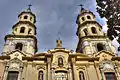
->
xmin=0 ymin=6 xmax=120 ymax=80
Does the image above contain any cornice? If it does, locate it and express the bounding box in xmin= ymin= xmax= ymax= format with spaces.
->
xmin=0 ymin=56 xmax=10 ymax=60
xmin=48 ymin=48 xmax=70 ymax=54
xmin=13 ymin=21 xmax=36 ymax=29
xmin=111 ymin=57 xmax=120 ymax=61
xmin=22 ymin=56 xmax=45 ymax=61
xmin=12 ymin=21 xmax=37 ymax=35
xmin=76 ymin=57 xmax=100 ymax=61
xmin=76 ymin=21 xmax=102 ymax=36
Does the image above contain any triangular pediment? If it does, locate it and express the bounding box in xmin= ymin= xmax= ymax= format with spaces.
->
xmin=93 ymin=50 xmax=116 ymax=57
xmin=93 ymin=50 xmax=116 ymax=61
xmin=6 ymin=50 xmax=27 ymax=60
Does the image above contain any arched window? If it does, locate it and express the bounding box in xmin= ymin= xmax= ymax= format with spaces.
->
xmin=15 ymin=43 xmax=23 ymax=51
xmin=20 ymin=27 xmax=25 ymax=33
xmin=30 ymin=17 xmax=32 ymax=21
xmin=97 ymin=43 xmax=104 ymax=51
xmin=15 ymin=28 xmax=17 ymax=31
xmin=24 ymin=15 xmax=28 ymax=19
xmin=58 ymin=57 xmax=63 ymax=67
xmin=81 ymin=17 xmax=85 ymax=21
xmin=28 ymin=28 xmax=32 ymax=34
xmin=104 ymin=72 xmax=117 ymax=80
xmin=83 ymin=28 xmax=88 ymax=36
xmin=91 ymin=27 xmax=97 ymax=34
xmin=38 ymin=71 xmax=43 ymax=80
xmin=79 ymin=71 xmax=85 ymax=80
xmin=87 ymin=16 xmax=91 ymax=19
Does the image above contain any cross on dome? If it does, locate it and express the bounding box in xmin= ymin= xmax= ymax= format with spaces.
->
xmin=27 ymin=4 xmax=32 ymax=12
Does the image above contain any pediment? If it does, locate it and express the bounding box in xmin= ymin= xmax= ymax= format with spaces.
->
xmin=7 ymin=50 xmax=27 ymax=60
xmin=93 ymin=50 xmax=116 ymax=61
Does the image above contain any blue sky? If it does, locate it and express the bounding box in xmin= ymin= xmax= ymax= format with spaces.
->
xmin=0 ymin=0 xmax=119 ymax=54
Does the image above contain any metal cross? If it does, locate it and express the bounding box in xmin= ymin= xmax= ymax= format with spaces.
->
xmin=78 ymin=4 xmax=84 ymax=8
xmin=27 ymin=4 xmax=32 ymax=11
xmin=28 ymin=4 xmax=32 ymax=9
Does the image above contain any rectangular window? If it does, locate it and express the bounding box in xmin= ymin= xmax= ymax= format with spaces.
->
xmin=7 ymin=71 xmax=19 ymax=80
xmin=104 ymin=72 xmax=117 ymax=80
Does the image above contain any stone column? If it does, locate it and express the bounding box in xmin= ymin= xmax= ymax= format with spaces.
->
xmin=68 ymin=67 xmax=72 ymax=80
xmin=114 ymin=66 xmax=120 ymax=80
xmin=47 ymin=58 xmax=51 ymax=80
xmin=68 ymin=62 xmax=72 ymax=80
xmin=99 ymin=67 xmax=104 ymax=80
xmin=3 ymin=65 xmax=9 ymax=80
xmin=71 ymin=58 xmax=78 ymax=80
xmin=20 ymin=66 xmax=24 ymax=80
xmin=51 ymin=66 xmax=55 ymax=80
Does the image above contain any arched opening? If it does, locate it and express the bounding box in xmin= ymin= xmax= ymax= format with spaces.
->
xmin=15 ymin=28 xmax=17 ymax=31
xmin=81 ymin=17 xmax=85 ymax=21
xmin=104 ymin=72 xmax=117 ymax=80
xmin=91 ymin=27 xmax=97 ymax=34
xmin=15 ymin=43 xmax=23 ymax=51
xmin=30 ymin=17 xmax=32 ymax=21
xmin=55 ymin=71 xmax=68 ymax=80
xmin=83 ymin=28 xmax=88 ymax=36
xmin=87 ymin=16 xmax=91 ymax=19
xmin=28 ymin=28 xmax=32 ymax=34
xmin=79 ymin=71 xmax=85 ymax=80
xmin=24 ymin=15 xmax=28 ymax=19
xmin=97 ymin=43 xmax=104 ymax=51
xmin=58 ymin=57 xmax=63 ymax=67
xmin=20 ymin=27 xmax=25 ymax=33
xmin=38 ymin=71 xmax=43 ymax=80
xmin=7 ymin=71 xmax=19 ymax=80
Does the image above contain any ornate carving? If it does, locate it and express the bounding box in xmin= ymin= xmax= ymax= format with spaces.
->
xmin=32 ymin=62 xmax=36 ymax=67
xmin=99 ymin=60 xmax=115 ymax=72
xmin=5 ymin=58 xmax=23 ymax=72
xmin=76 ymin=66 xmax=85 ymax=70
xmin=37 ymin=65 xmax=46 ymax=70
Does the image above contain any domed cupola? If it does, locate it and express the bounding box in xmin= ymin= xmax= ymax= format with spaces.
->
xmin=76 ymin=5 xmax=103 ymax=38
xmin=12 ymin=5 xmax=36 ymax=36
xmin=18 ymin=4 xmax=36 ymax=24
xmin=76 ymin=6 xmax=96 ymax=25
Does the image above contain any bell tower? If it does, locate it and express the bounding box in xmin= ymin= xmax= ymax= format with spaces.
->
xmin=76 ymin=6 xmax=117 ymax=56
xmin=3 ymin=5 xmax=37 ymax=56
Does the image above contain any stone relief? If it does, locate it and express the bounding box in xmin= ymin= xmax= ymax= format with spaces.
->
xmin=99 ymin=60 xmax=115 ymax=71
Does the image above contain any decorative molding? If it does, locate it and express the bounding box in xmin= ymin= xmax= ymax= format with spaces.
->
xmin=37 ymin=65 xmax=46 ymax=70
xmin=76 ymin=66 xmax=85 ymax=70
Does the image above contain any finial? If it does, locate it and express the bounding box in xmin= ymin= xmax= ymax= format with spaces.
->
xmin=27 ymin=4 xmax=32 ymax=12
xmin=56 ymin=39 xmax=62 ymax=48
xmin=78 ymin=4 xmax=85 ymax=11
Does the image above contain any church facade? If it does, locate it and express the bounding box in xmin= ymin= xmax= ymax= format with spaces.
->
xmin=0 ymin=6 xmax=120 ymax=80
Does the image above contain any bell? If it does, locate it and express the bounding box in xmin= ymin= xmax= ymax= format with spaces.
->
xmin=118 ymin=46 xmax=120 ymax=51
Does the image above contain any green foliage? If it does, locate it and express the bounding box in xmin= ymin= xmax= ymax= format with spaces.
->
xmin=96 ymin=0 xmax=120 ymax=47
